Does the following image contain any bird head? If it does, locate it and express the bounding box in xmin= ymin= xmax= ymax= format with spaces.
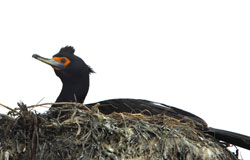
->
xmin=33 ymin=46 xmax=94 ymax=104
xmin=33 ymin=46 xmax=94 ymax=83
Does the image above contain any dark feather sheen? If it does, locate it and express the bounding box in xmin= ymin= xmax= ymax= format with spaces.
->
xmin=59 ymin=46 xmax=75 ymax=54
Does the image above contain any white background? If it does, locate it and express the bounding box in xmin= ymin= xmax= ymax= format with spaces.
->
xmin=0 ymin=0 xmax=249 ymax=159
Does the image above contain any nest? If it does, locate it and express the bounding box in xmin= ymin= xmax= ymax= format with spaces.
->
xmin=0 ymin=102 xmax=238 ymax=160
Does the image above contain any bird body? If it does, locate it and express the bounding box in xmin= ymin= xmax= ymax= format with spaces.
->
xmin=87 ymin=98 xmax=208 ymax=131
xmin=33 ymin=46 xmax=250 ymax=151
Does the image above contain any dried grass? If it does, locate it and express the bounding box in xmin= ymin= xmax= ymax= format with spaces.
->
xmin=0 ymin=103 xmax=238 ymax=160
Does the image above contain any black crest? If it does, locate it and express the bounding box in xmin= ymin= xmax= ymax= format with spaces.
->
xmin=59 ymin=46 xmax=75 ymax=54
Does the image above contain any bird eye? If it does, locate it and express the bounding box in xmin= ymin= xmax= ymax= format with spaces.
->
xmin=61 ymin=58 xmax=66 ymax=63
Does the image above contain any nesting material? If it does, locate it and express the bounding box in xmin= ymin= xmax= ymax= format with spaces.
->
xmin=0 ymin=103 xmax=238 ymax=160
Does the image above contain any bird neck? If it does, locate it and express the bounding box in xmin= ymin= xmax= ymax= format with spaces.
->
xmin=56 ymin=77 xmax=90 ymax=104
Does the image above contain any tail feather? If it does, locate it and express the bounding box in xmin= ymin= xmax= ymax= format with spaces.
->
xmin=207 ymin=127 xmax=250 ymax=150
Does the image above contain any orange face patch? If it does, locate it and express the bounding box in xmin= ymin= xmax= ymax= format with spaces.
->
xmin=52 ymin=57 xmax=71 ymax=70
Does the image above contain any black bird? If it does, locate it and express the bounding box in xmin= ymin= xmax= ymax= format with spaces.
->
xmin=33 ymin=47 xmax=94 ymax=106
xmin=32 ymin=46 xmax=250 ymax=151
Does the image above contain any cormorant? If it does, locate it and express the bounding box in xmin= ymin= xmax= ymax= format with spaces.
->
xmin=33 ymin=47 xmax=94 ymax=106
xmin=32 ymin=46 xmax=250 ymax=151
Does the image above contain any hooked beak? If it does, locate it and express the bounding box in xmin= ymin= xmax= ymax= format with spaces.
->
xmin=32 ymin=54 xmax=65 ymax=69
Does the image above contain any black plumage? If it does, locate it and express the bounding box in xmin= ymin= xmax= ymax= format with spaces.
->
xmin=52 ymin=47 xmax=94 ymax=105
xmin=33 ymin=46 xmax=250 ymax=151
xmin=33 ymin=46 xmax=94 ymax=107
